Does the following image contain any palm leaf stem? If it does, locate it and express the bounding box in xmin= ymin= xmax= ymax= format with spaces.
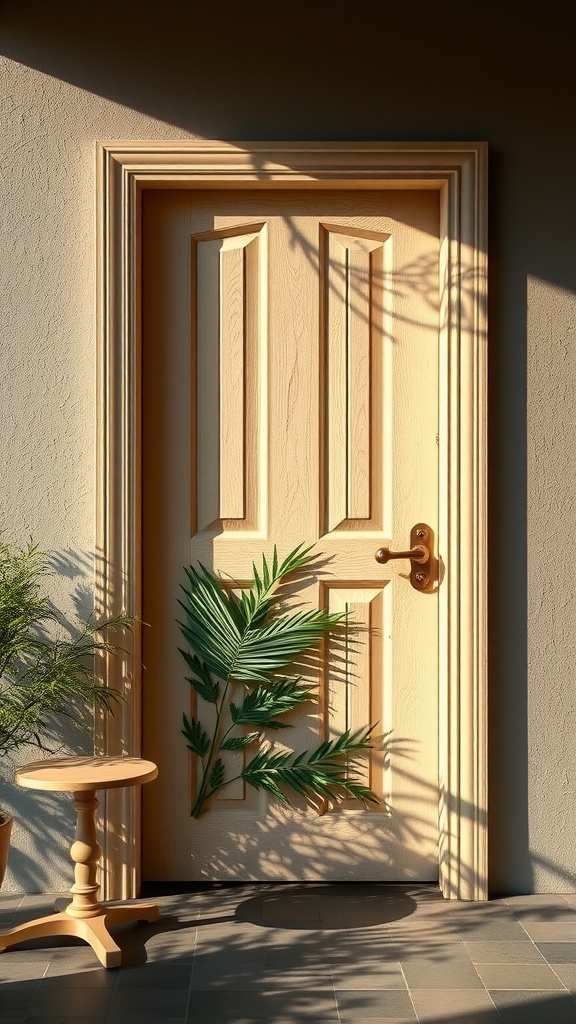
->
xmin=191 ymin=678 xmax=230 ymax=818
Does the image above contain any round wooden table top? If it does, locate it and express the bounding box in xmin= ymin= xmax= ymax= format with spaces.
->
xmin=15 ymin=756 xmax=158 ymax=792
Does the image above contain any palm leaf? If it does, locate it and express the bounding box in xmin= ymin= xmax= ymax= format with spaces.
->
xmin=241 ymin=728 xmax=379 ymax=806
xmin=220 ymin=732 xmax=259 ymax=751
xmin=179 ymin=552 xmax=341 ymax=684
xmin=179 ymin=543 xmax=379 ymax=816
xmin=209 ymin=757 xmax=225 ymax=790
xmin=231 ymin=609 xmax=341 ymax=682
xmin=180 ymin=651 xmax=219 ymax=703
xmin=229 ymin=678 xmax=316 ymax=726
xmin=182 ymin=715 xmax=210 ymax=758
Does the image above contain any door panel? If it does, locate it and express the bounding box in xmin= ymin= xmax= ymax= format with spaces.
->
xmin=142 ymin=189 xmax=440 ymax=881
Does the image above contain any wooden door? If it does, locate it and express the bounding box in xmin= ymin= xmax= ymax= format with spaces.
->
xmin=141 ymin=188 xmax=440 ymax=882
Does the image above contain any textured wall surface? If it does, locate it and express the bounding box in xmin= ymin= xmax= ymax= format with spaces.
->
xmin=0 ymin=0 xmax=575 ymax=893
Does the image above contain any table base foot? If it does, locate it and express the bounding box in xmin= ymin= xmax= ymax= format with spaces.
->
xmin=0 ymin=901 xmax=160 ymax=968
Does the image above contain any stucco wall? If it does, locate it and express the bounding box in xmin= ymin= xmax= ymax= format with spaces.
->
xmin=1 ymin=0 xmax=575 ymax=894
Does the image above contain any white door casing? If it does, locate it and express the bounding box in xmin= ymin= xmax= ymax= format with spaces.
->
xmin=95 ymin=142 xmax=488 ymax=900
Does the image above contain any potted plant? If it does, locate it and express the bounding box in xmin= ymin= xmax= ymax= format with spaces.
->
xmin=179 ymin=544 xmax=380 ymax=816
xmin=0 ymin=540 xmax=130 ymax=887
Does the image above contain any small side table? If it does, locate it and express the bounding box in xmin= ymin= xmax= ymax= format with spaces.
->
xmin=0 ymin=756 xmax=159 ymax=968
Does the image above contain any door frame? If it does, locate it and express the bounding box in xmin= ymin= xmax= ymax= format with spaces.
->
xmin=95 ymin=141 xmax=488 ymax=901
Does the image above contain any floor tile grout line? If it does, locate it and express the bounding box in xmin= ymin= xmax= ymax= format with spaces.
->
xmin=515 ymin=913 xmax=566 ymax=961
xmin=399 ymin=961 xmax=421 ymax=1023
xmin=463 ymin=960 xmax=507 ymax=1022
xmin=547 ymin=960 xmax=576 ymax=997
xmin=328 ymin=962 xmax=343 ymax=1024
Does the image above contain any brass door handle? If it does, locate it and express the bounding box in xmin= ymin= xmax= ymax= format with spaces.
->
xmin=375 ymin=523 xmax=438 ymax=593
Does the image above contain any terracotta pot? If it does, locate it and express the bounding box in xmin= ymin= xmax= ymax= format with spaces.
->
xmin=0 ymin=812 xmax=13 ymax=888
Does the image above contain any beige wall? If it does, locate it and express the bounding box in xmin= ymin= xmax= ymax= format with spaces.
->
xmin=0 ymin=0 xmax=575 ymax=894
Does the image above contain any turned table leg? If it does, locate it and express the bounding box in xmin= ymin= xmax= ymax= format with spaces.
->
xmin=66 ymin=790 xmax=103 ymax=917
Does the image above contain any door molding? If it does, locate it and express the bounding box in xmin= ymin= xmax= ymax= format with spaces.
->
xmin=96 ymin=141 xmax=488 ymax=900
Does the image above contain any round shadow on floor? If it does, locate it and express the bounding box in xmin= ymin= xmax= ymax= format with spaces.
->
xmin=235 ymin=883 xmax=417 ymax=929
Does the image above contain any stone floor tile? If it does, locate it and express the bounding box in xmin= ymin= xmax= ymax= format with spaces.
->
xmin=192 ymin=946 xmax=264 ymax=964
xmin=12 ymin=1018 xmax=66 ymax=1024
xmin=443 ymin=904 xmax=518 ymax=921
xmin=107 ymin=1016 xmax=186 ymax=1024
xmin=0 ymin=894 xmax=25 ymax=910
xmin=0 ymin=990 xmax=35 ymax=1012
xmin=25 ymin=987 xmax=114 ymax=1017
xmin=554 ymin=965 xmax=576 ymax=993
xmin=387 ymin=918 xmax=460 ymax=939
xmin=338 ymin=1020 xmax=416 ymax=1024
xmin=185 ymin=989 xmax=266 ymax=1020
xmin=47 ymin=947 xmax=103 ymax=968
xmin=114 ymin=963 xmax=191 ymax=988
xmin=476 ymin=962 xmax=565 ymax=989
xmin=410 ymin=987 xmax=501 ymax=1022
xmin=137 ymin=930 xmax=197 ymax=962
xmin=464 ymin=939 xmax=546 ymax=963
xmin=333 ymin=960 xmax=407 ymax=989
xmin=506 ymin=894 xmax=574 ymax=908
xmin=537 ymin=943 xmax=576 ymax=963
xmin=0 ymin=961 xmax=46 ymax=982
xmin=63 ymin=1018 xmax=106 ymax=1024
xmin=263 ymin=948 xmax=339 ymax=968
xmin=522 ymin=923 xmax=576 ymax=941
xmin=401 ymin=959 xmax=483 ymax=989
xmin=387 ymin=932 xmax=470 ymax=956
xmin=188 ymin=1019 xmax=338 ymax=1024
xmin=335 ymin=989 xmax=416 ymax=1018
xmin=490 ymin=989 xmax=576 ymax=1023
xmin=110 ymin=986 xmax=190 ymax=1013
xmin=455 ymin=921 xmax=529 ymax=941
xmin=263 ymin=968 xmax=333 ymax=991
xmin=389 ymin=940 xmax=471 ymax=963
xmin=0 ymin=949 xmax=52 ymax=966
xmin=260 ymin=896 xmax=321 ymax=926
xmin=317 ymin=905 xmax=346 ymax=928
xmin=191 ymin=968 xmax=265 ymax=991
xmin=40 ymin=968 xmax=118 ymax=988
xmin=265 ymin=989 xmax=339 ymax=1017
xmin=0 ymin=978 xmax=40 ymax=992
xmin=18 ymin=894 xmax=62 ymax=911
xmin=510 ymin=906 xmax=576 ymax=924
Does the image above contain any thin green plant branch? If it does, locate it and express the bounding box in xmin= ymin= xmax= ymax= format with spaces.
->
xmin=190 ymin=679 xmax=230 ymax=818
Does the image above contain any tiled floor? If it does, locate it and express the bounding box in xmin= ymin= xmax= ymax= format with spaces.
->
xmin=2 ymin=885 xmax=576 ymax=1022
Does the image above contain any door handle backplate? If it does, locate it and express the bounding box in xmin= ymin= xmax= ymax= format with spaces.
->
xmin=375 ymin=523 xmax=439 ymax=593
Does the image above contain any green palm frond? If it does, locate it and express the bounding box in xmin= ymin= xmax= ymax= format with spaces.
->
xmin=179 ymin=652 xmax=219 ymax=703
xmin=220 ymin=732 xmax=259 ymax=751
xmin=241 ymin=728 xmax=379 ymax=806
xmin=237 ymin=544 xmax=315 ymax=626
xmin=178 ymin=545 xmax=335 ymax=684
xmin=209 ymin=758 xmax=225 ymax=790
xmin=229 ymin=678 xmax=316 ymax=728
xmin=178 ymin=544 xmax=379 ymax=817
xmin=182 ymin=715 xmax=211 ymax=758
xmin=231 ymin=610 xmax=340 ymax=682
